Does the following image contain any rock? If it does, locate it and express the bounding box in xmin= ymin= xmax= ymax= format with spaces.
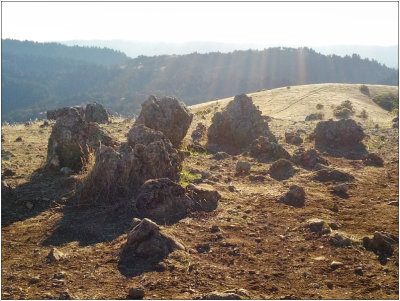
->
xmin=362 ymin=153 xmax=384 ymax=167
xmin=130 ymin=218 xmax=142 ymax=230
xmin=388 ymin=201 xmax=399 ymax=206
xmin=248 ymin=175 xmax=266 ymax=182
xmin=354 ymin=266 xmax=363 ymax=276
xmin=47 ymin=106 xmax=85 ymax=121
xmin=186 ymin=183 xmax=221 ymax=212
xmin=213 ymin=152 xmax=230 ymax=160
xmin=187 ymin=143 xmax=206 ymax=153
xmin=84 ymin=103 xmax=109 ymax=123
xmin=363 ymin=232 xmax=396 ymax=256
xmin=305 ymin=113 xmax=324 ymax=121
xmin=236 ymin=161 xmax=251 ymax=174
xmin=128 ymin=287 xmax=145 ymax=299
xmin=329 ymin=231 xmax=352 ymax=247
xmin=285 ymin=132 xmax=303 ymax=145
xmin=278 ymin=185 xmax=305 ymax=207
xmin=135 ymin=95 xmax=193 ymax=147
xmin=305 ymin=218 xmax=331 ymax=234
xmin=123 ymin=218 xmax=185 ymax=262
xmin=201 ymin=288 xmax=250 ymax=300
xmin=330 ymin=261 xmax=344 ymax=269
xmin=211 ymin=225 xmax=220 ymax=233
xmin=15 ymin=136 xmax=22 ymax=142
xmin=135 ymin=178 xmax=194 ymax=224
xmin=332 ymin=183 xmax=349 ymax=194
xmin=269 ymin=159 xmax=295 ymax=180
xmin=291 ymin=148 xmax=328 ymax=170
xmin=58 ymin=290 xmax=73 ymax=300
xmin=207 ymin=94 xmax=276 ymax=153
xmin=39 ymin=120 xmax=50 ymax=128
xmin=1 ymin=181 xmax=14 ymax=200
xmin=80 ymin=125 xmax=183 ymax=204
xmin=249 ymin=136 xmax=290 ymax=163
xmin=25 ymin=202 xmax=33 ymax=209
xmin=228 ymin=185 xmax=235 ymax=192
xmin=46 ymin=248 xmax=66 ymax=263
xmin=2 ymin=168 xmax=16 ymax=178
xmin=191 ymin=122 xmax=207 ymax=143
xmin=313 ymin=167 xmax=355 ymax=182
xmin=314 ymin=119 xmax=365 ymax=157
xmin=46 ymin=107 xmax=115 ymax=171
xmin=28 ymin=276 xmax=40 ymax=285
xmin=60 ymin=167 xmax=74 ymax=176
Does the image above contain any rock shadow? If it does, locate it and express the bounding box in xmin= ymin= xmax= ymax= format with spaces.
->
xmin=315 ymin=143 xmax=368 ymax=160
xmin=1 ymin=168 xmax=78 ymax=228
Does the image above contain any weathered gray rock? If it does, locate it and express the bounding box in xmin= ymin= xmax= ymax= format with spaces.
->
xmin=332 ymin=183 xmax=349 ymax=194
xmin=236 ymin=161 xmax=251 ymax=174
xmin=134 ymin=178 xmax=195 ymax=223
xmin=269 ymin=159 xmax=295 ymax=180
xmin=207 ymin=94 xmax=276 ymax=153
xmin=201 ymin=288 xmax=250 ymax=300
xmin=291 ymin=148 xmax=328 ymax=170
xmin=285 ymin=132 xmax=303 ymax=145
xmin=85 ymin=103 xmax=109 ymax=124
xmin=314 ymin=119 xmax=365 ymax=157
xmin=313 ymin=167 xmax=355 ymax=182
xmin=124 ymin=218 xmax=185 ymax=261
xmin=213 ymin=152 xmax=230 ymax=160
xmin=249 ymin=136 xmax=290 ymax=163
xmin=278 ymin=185 xmax=305 ymax=207
xmin=135 ymin=96 xmax=193 ymax=147
xmin=186 ymin=183 xmax=221 ymax=211
xmin=46 ymin=107 xmax=115 ymax=171
xmin=79 ymin=125 xmax=183 ymax=204
xmin=47 ymin=106 xmax=85 ymax=121
xmin=362 ymin=153 xmax=384 ymax=167
xmin=46 ymin=248 xmax=66 ymax=263
xmin=363 ymin=232 xmax=396 ymax=256
xmin=191 ymin=122 xmax=207 ymax=143
xmin=329 ymin=231 xmax=353 ymax=247
xmin=128 ymin=287 xmax=145 ymax=299
xmin=305 ymin=218 xmax=331 ymax=234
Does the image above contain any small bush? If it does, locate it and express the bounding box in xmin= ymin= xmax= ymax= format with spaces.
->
xmin=372 ymin=93 xmax=399 ymax=111
xmin=360 ymin=85 xmax=370 ymax=97
xmin=316 ymin=103 xmax=324 ymax=110
xmin=334 ymin=100 xmax=355 ymax=119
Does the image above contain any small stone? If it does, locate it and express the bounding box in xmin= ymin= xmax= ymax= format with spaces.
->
xmin=211 ymin=225 xmax=220 ymax=233
xmin=155 ymin=262 xmax=167 ymax=272
xmin=60 ymin=167 xmax=74 ymax=176
xmin=327 ymin=282 xmax=333 ymax=289
xmin=128 ymin=287 xmax=145 ymax=299
xmin=236 ymin=161 xmax=251 ymax=174
xmin=46 ymin=247 xmax=66 ymax=263
xmin=15 ymin=137 xmax=22 ymax=142
xmin=388 ymin=201 xmax=399 ymax=207
xmin=330 ymin=261 xmax=344 ymax=269
xmin=354 ymin=266 xmax=363 ymax=276
xmin=255 ymin=238 xmax=262 ymax=243
xmin=332 ymin=183 xmax=349 ymax=194
xmin=28 ymin=276 xmax=40 ymax=285
xmin=228 ymin=185 xmax=235 ymax=192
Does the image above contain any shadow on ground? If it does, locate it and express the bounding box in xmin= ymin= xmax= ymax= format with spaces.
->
xmin=1 ymin=168 xmax=78 ymax=228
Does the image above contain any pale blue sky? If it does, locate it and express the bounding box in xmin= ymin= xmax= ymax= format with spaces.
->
xmin=2 ymin=2 xmax=398 ymax=46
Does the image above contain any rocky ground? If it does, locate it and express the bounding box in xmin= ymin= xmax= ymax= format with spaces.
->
xmin=1 ymin=84 xmax=399 ymax=299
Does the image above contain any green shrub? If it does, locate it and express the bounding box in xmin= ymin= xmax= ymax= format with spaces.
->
xmin=360 ymin=85 xmax=370 ymax=97
xmin=372 ymin=93 xmax=399 ymax=111
xmin=334 ymin=100 xmax=355 ymax=119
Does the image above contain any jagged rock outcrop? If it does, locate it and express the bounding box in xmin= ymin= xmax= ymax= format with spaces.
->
xmin=314 ymin=119 xmax=366 ymax=158
xmin=185 ymin=183 xmax=221 ymax=212
xmin=249 ymin=136 xmax=290 ymax=163
xmin=363 ymin=232 xmax=397 ymax=257
xmin=135 ymin=96 xmax=193 ymax=147
xmin=191 ymin=122 xmax=207 ymax=143
xmin=46 ymin=107 xmax=115 ymax=171
xmin=85 ymin=103 xmax=109 ymax=123
xmin=47 ymin=106 xmax=85 ymax=121
xmin=291 ymin=148 xmax=328 ymax=170
xmin=207 ymin=94 xmax=276 ymax=154
xmin=79 ymin=125 xmax=183 ymax=204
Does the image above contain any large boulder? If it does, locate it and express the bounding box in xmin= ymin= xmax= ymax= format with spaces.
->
xmin=207 ymin=94 xmax=276 ymax=153
xmin=312 ymin=167 xmax=355 ymax=182
xmin=314 ymin=119 xmax=366 ymax=157
xmin=363 ymin=232 xmax=397 ymax=257
xmin=122 ymin=218 xmax=185 ymax=262
xmin=291 ymin=148 xmax=328 ymax=170
xmin=134 ymin=178 xmax=195 ymax=224
xmin=47 ymin=106 xmax=85 ymax=121
xmin=79 ymin=125 xmax=184 ymax=204
xmin=249 ymin=136 xmax=290 ymax=163
xmin=135 ymin=96 xmax=193 ymax=147
xmin=85 ymin=103 xmax=109 ymax=123
xmin=185 ymin=183 xmax=221 ymax=212
xmin=362 ymin=153 xmax=384 ymax=167
xmin=46 ymin=107 xmax=115 ymax=171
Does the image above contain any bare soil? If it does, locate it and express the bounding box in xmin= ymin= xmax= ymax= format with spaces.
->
xmin=1 ymin=84 xmax=398 ymax=299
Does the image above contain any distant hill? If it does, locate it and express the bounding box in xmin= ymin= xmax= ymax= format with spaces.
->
xmin=2 ymin=39 xmax=129 ymax=66
xmin=63 ymin=40 xmax=399 ymax=69
xmin=2 ymin=40 xmax=398 ymax=123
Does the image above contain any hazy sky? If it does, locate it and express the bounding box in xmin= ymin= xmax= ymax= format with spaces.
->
xmin=2 ymin=2 xmax=398 ymax=46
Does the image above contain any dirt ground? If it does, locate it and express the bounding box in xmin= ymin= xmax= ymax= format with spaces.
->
xmin=1 ymin=84 xmax=398 ymax=299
